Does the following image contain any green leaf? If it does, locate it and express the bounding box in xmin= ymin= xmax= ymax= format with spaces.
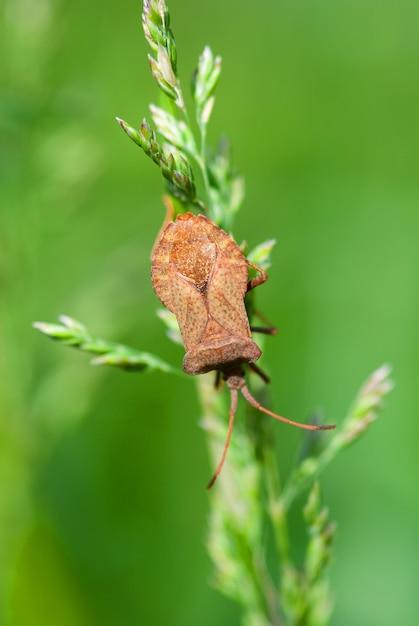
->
xmin=192 ymin=46 xmax=222 ymax=127
xmin=116 ymin=117 xmax=162 ymax=165
xmin=142 ymin=0 xmax=178 ymax=72
xmin=161 ymin=144 xmax=196 ymax=200
xmin=247 ymin=239 xmax=277 ymax=270
xmin=157 ymin=309 xmax=182 ymax=345
xmin=148 ymin=54 xmax=180 ymax=104
xmin=91 ymin=350 xmax=174 ymax=374
xmin=150 ymin=104 xmax=196 ymax=153
xmin=303 ymin=483 xmax=336 ymax=585
xmin=281 ymin=365 xmax=393 ymax=510
xmin=341 ymin=364 xmax=393 ymax=447
xmin=207 ymin=139 xmax=245 ymax=228
xmin=33 ymin=316 xmax=180 ymax=375
xmin=116 ymin=118 xmax=198 ymax=203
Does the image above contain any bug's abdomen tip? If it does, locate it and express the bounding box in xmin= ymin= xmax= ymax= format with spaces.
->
xmin=183 ymin=337 xmax=260 ymax=375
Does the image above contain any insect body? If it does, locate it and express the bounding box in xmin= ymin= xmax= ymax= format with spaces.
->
xmin=152 ymin=203 xmax=334 ymax=487
xmin=152 ymin=211 xmax=261 ymax=375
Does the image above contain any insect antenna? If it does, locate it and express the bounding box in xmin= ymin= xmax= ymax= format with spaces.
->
xmin=240 ymin=384 xmax=335 ymax=431
xmin=207 ymin=388 xmax=239 ymax=489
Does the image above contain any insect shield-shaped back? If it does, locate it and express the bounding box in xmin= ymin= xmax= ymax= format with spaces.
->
xmin=151 ymin=213 xmax=261 ymax=375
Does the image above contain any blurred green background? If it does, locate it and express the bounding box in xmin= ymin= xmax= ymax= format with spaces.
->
xmin=1 ymin=0 xmax=418 ymax=624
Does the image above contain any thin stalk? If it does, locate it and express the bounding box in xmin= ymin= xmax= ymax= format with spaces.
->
xmin=280 ymin=363 xmax=393 ymax=510
xmin=264 ymin=447 xmax=291 ymax=567
xmin=198 ymin=122 xmax=212 ymax=205
xmin=179 ymin=102 xmax=212 ymax=211
xmin=280 ymin=437 xmax=343 ymax=511
xmin=198 ymin=374 xmax=282 ymax=626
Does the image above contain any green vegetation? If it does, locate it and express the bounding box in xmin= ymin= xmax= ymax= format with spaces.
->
xmin=1 ymin=0 xmax=417 ymax=625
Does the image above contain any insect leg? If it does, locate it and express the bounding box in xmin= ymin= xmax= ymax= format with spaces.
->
xmin=252 ymin=309 xmax=279 ymax=335
xmin=250 ymin=325 xmax=278 ymax=336
xmin=247 ymin=262 xmax=268 ymax=292
xmin=255 ymin=308 xmax=275 ymax=326
xmin=248 ymin=362 xmax=271 ymax=384
xmin=207 ymin=388 xmax=239 ymax=489
xmin=240 ymin=384 xmax=335 ymax=431
xmin=214 ymin=369 xmax=222 ymax=389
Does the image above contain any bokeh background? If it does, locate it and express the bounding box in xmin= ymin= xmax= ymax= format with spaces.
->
xmin=1 ymin=0 xmax=418 ymax=624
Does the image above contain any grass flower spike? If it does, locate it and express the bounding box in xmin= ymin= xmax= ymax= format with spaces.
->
xmin=34 ymin=2 xmax=393 ymax=625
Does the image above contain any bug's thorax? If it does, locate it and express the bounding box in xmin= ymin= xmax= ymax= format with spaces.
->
xmin=171 ymin=230 xmax=216 ymax=293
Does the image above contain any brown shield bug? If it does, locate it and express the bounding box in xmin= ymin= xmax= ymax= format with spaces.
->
xmin=152 ymin=198 xmax=335 ymax=488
